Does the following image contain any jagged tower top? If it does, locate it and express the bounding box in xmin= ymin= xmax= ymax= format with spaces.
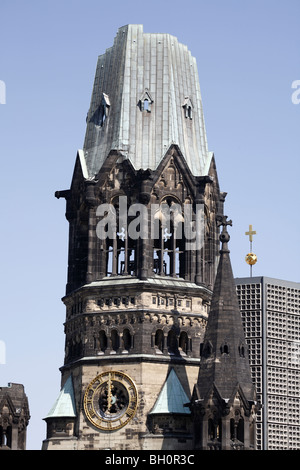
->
xmin=82 ymin=24 xmax=212 ymax=178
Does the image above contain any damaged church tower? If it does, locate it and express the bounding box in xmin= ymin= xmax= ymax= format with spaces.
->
xmin=42 ymin=24 xmax=255 ymax=450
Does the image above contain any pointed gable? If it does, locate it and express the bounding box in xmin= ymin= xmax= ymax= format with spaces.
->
xmin=150 ymin=368 xmax=191 ymax=415
xmin=45 ymin=376 xmax=76 ymax=419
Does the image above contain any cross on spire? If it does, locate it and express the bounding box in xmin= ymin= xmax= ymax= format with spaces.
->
xmin=216 ymin=215 xmax=232 ymax=230
xmin=216 ymin=215 xmax=232 ymax=252
xmin=245 ymin=224 xmax=256 ymax=242
xmin=245 ymin=224 xmax=257 ymax=277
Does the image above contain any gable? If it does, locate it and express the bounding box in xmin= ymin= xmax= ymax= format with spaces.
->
xmin=149 ymin=368 xmax=191 ymax=415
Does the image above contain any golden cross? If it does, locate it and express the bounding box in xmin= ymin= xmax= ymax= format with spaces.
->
xmin=245 ymin=224 xmax=256 ymax=242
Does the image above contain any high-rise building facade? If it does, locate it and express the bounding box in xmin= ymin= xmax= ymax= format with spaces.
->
xmin=235 ymin=276 xmax=300 ymax=450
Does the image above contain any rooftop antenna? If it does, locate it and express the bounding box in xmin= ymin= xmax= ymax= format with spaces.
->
xmin=245 ymin=224 xmax=257 ymax=277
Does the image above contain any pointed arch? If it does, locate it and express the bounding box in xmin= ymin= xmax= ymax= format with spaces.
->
xmin=153 ymin=196 xmax=185 ymax=278
xmin=138 ymin=88 xmax=153 ymax=112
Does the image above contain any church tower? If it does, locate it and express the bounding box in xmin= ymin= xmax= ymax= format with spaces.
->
xmin=190 ymin=217 xmax=258 ymax=450
xmin=42 ymin=25 xmax=226 ymax=450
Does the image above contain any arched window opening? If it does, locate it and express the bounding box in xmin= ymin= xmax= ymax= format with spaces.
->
xmin=0 ymin=425 xmax=12 ymax=448
xmin=103 ymin=200 xmax=137 ymax=277
xmin=179 ymin=331 xmax=188 ymax=355
xmin=182 ymin=96 xmax=193 ymax=120
xmin=138 ymin=89 xmax=153 ymax=112
xmin=208 ymin=418 xmax=221 ymax=441
xmin=72 ymin=336 xmax=82 ymax=359
xmin=100 ymin=93 xmax=110 ymax=126
xmin=153 ymin=199 xmax=185 ymax=278
xmin=220 ymin=343 xmax=229 ymax=355
xmin=111 ymin=330 xmax=120 ymax=352
xmin=201 ymin=341 xmax=213 ymax=358
xmin=99 ymin=330 xmax=107 ymax=352
xmin=123 ymin=329 xmax=132 ymax=351
xmin=167 ymin=329 xmax=178 ymax=355
xmin=230 ymin=416 xmax=244 ymax=443
xmin=155 ymin=329 xmax=164 ymax=352
xmin=239 ymin=344 xmax=245 ymax=357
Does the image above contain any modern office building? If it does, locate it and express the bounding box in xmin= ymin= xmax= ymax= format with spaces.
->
xmin=235 ymin=276 xmax=300 ymax=450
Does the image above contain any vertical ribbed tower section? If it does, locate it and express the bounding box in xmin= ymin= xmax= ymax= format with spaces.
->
xmin=83 ymin=24 xmax=210 ymax=178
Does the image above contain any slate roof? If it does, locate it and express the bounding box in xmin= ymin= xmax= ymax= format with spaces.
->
xmin=196 ymin=224 xmax=256 ymax=404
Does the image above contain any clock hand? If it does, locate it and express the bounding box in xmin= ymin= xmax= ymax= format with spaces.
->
xmin=107 ymin=374 xmax=112 ymax=412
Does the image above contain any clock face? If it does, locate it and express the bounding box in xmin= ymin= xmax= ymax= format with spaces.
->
xmin=83 ymin=371 xmax=138 ymax=431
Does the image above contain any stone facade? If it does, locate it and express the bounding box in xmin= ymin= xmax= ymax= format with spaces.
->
xmin=0 ymin=383 xmax=30 ymax=450
xmin=42 ymin=25 xmax=255 ymax=451
xmin=43 ymin=143 xmax=224 ymax=449
xmin=190 ymin=221 xmax=258 ymax=450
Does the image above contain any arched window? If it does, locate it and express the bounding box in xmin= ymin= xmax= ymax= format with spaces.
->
xmin=138 ymin=88 xmax=153 ymax=112
xmin=153 ymin=198 xmax=185 ymax=278
xmin=99 ymin=330 xmax=107 ymax=352
xmin=230 ymin=416 xmax=244 ymax=443
xmin=179 ymin=331 xmax=188 ymax=354
xmin=201 ymin=340 xmax=213 ymax=358
xmin=111 ymin=330 xmax=120 ymax=351
xmin=182 ymin=96 xmax=193 ymax=120
xmin=123 ymin=329 xmax=132 ymax=351
xmin=167 ymin=329 xmax=178 ymax=355
xmin=155 ymin=329 xmax=164 ymax=352
xmin=0 ymin=425 xmax=12 ymax=448
xmin=102 ymin=198 xmax=137 ymax=277
xmin=208 ymin=418 xmax=221 ymax=441
xmin=239 ymin=343 xmax=245 ymax=357
xmin=220 ymin=343 xmax=229 ymax=355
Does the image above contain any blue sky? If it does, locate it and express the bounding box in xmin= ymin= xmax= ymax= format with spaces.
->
xmin=0 ymin=0 xmax=299 ymax=450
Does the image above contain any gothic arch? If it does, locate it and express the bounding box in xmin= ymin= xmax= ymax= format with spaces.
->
xmin=153 ymin=196 xmax=185 ymax=278
xmin=102 ymin=195 xmax=137 ymax=277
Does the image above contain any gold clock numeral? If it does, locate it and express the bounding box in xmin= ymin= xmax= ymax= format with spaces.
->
xmin=126 ymin=407 xmax=135 ymax=417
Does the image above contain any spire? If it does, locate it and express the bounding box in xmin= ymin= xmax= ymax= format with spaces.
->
xmin=191 ymin=217 xmax=257 ymax=450
xmin=196 ymin=216 xmax=255 ymax=402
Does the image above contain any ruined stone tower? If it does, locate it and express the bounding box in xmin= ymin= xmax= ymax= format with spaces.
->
xmin=42 ymin=24 xmax=227 ymax=450
xmin=0 ymin=383 xmax=30 ymax=450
